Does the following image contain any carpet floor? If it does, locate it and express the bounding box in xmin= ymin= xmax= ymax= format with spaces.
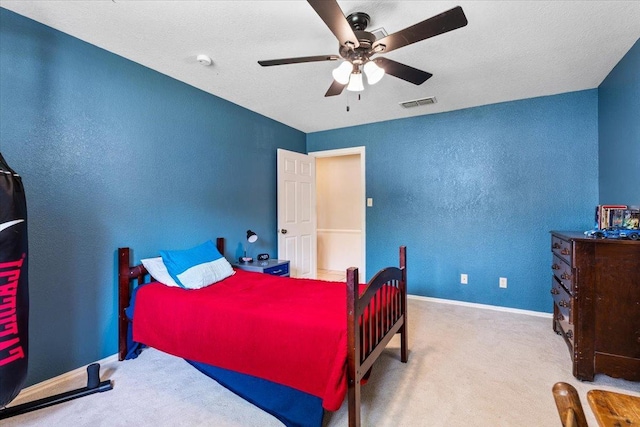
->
xmin=4 ymin=298 xmax=639 ymax=426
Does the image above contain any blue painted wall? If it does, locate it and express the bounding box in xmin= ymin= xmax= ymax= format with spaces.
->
xmin=2 ymin=6 xmax=633 ymax=390
xmin=307 ymin=91 xmax=599 ymax=312
xmin=598 ymin=38 xmax=640 ymax=206
xmin=0 ymin=9 xmax=305 ymax=386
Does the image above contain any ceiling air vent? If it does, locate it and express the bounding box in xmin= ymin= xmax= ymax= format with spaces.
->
xmin=370 ymin=27 xmax=388 ymax=41
xmin=400 ymin=96 xmax=437 ymax=109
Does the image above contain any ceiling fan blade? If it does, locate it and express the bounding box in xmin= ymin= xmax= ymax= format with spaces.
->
xmin=307 ymin=0 xmax=360 ymax=49
xmin=258 ymin=55 xmax=340 ymax=66
xmin=375 ymin=58 xmax=433 ymax=85
xmin=372 ymin=6 xmax=467 ymax=54
xmin=324 ymin=80 xmax=346 ymax=97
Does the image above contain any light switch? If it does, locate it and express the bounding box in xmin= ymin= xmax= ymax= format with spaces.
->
xmin=367 ymin=198 xmax=373 ymax=207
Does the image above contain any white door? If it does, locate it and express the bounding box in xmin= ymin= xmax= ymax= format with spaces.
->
xmin=277 ymin=149 xmax=317 ymax=278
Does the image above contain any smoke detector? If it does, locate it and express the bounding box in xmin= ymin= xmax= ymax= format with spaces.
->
xmin=399 ymin=96 xmax=437 ymax=109
xmin=197 ymin=54 xmax=213 ymax=66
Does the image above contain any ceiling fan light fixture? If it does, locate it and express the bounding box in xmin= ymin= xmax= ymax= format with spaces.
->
xmin=347 ymin=71 xmax=364 ymax=92
xmin=363 ymin=60 xmax=385 ymax=85
xmin=332 ymin=61 xmax=352 ymax=85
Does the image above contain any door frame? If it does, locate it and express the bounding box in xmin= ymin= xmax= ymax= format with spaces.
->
xmin=309 ymin=146 xmax=366 ymax=280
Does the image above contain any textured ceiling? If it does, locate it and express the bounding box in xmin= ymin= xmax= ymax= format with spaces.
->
xmin=2 ymin=1 xmax=639 ymax=133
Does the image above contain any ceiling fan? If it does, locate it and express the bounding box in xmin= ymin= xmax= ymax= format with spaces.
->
xmin=258 ymin=0 xmax=468 ymax=97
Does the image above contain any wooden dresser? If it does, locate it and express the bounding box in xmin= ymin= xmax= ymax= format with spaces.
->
xmin=550 ymin=231 xmax=640 ymax=381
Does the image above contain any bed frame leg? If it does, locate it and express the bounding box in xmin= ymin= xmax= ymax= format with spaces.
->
xmin=400 ymin=322 xmax=408 ymax=363
xmin=400 ymin=245 xmax=408 ymax=363
xmin=348 ymin=379 xmax=361 ymax=427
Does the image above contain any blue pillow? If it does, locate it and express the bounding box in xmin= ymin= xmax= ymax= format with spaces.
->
xmin=160 ymin=240 xmax=234 ymax=289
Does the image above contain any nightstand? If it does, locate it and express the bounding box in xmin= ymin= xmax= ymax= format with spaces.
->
xmin=233 ymin=259 xmax=290 ymax=277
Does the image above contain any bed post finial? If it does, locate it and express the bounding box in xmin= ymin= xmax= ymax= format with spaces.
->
xmin=216 ymin=237 xmax=225 ymax=256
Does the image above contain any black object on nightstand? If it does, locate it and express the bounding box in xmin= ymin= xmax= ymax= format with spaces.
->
xmin=233 ymin=259 xmax=290 ymax=277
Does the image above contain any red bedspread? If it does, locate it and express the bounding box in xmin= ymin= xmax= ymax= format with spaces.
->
xmin=132 ymin=269 xmax=352 ymax=410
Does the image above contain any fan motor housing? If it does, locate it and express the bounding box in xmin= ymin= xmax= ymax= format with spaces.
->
xmin=338 ymin=12 xmax=377 ymax=62
xmin=339 ymin=30 xmax=376 ymax=63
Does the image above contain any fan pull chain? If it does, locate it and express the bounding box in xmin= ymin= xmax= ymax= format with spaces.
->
xmin=345 ymin=93 xmax=362 ymax=112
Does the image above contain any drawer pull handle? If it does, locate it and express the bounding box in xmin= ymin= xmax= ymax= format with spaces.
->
xmin=270 ymin=269 xmax=282 ymax=274
xmin=553 ymin=243 xmax=561 ymax=249
xmin=561 ymin=272 xmax=572 ymax=280
xmin=552 ymin=264 xmax=560 ymax=270
xmin=556 ymin=313 xmax=564 ymax=321
xmin=565 ymin=330 xmax=573 ymax=339
xmin=561 ymin=248 xmax=570 ymax=255
xmin=550 ymin=288 xmax=559 ymax=295
xmin=558 ymin=300 xmax=569 ymax=308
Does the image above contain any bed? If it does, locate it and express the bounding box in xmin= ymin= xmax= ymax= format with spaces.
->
xmin=118 ymin=238 xmax=407 ymax=427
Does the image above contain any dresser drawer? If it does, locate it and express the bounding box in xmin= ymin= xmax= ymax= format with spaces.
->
xmin=552 ymin=254 xmax=574 ymax=294
xmin=233 ymin=260 xmax=290 ymax=277
xmin=551 ymin=235 xmax=572 ymax=265
xmin=557 ymin=314 xmax=575 ymax=350
xmin=264 ymin=263 xmax=289 ymax=277
xmin=551 ymin=280 xmax=572 ymax=323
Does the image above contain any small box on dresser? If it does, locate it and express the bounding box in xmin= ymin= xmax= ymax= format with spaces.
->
xmin=550 ymin=231 xmax=640 ymax=381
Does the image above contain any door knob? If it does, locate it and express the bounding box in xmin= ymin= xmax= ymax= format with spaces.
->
xmin=280 ymin=229 xmax=288 ymax=234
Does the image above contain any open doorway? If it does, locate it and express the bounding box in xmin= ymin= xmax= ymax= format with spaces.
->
xmin=310 ymin=147 xmax=366 ymax=281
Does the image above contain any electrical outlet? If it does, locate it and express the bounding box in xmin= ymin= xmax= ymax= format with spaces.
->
xmin=461 ymin=274 xmax=468 ymax=284
xmin=499 ymin=277 xmax=507 ymax=288
xmin=367 ymin=198 xmax=373 ymax=207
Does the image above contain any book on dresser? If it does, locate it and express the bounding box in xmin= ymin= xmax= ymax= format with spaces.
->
xmin=550 ymin=231 xmax=640 ymax=382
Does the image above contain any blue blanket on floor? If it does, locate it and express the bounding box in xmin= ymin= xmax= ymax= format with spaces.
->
xmin=188 ymin=360 xmax=323 ymax=427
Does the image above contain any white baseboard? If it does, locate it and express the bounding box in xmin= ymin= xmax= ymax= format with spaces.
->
xmin=13 ymin=353 xmax=118 ymax=403
xmin=409 ymin=294 xmax=553 ymax=318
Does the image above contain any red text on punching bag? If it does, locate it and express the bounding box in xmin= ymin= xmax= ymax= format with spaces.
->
xmin=0 ymin=255 xmax=25 ymax=366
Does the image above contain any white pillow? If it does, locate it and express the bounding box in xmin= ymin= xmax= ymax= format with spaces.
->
xmin=141 ymin=257 xmax=181 ymax=287
xmin=160 ymin=240 xmax=235 ymax=289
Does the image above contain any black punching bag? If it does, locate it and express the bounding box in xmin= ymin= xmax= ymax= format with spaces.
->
xmin=0 ymin=153 xmax=28 ymax=408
